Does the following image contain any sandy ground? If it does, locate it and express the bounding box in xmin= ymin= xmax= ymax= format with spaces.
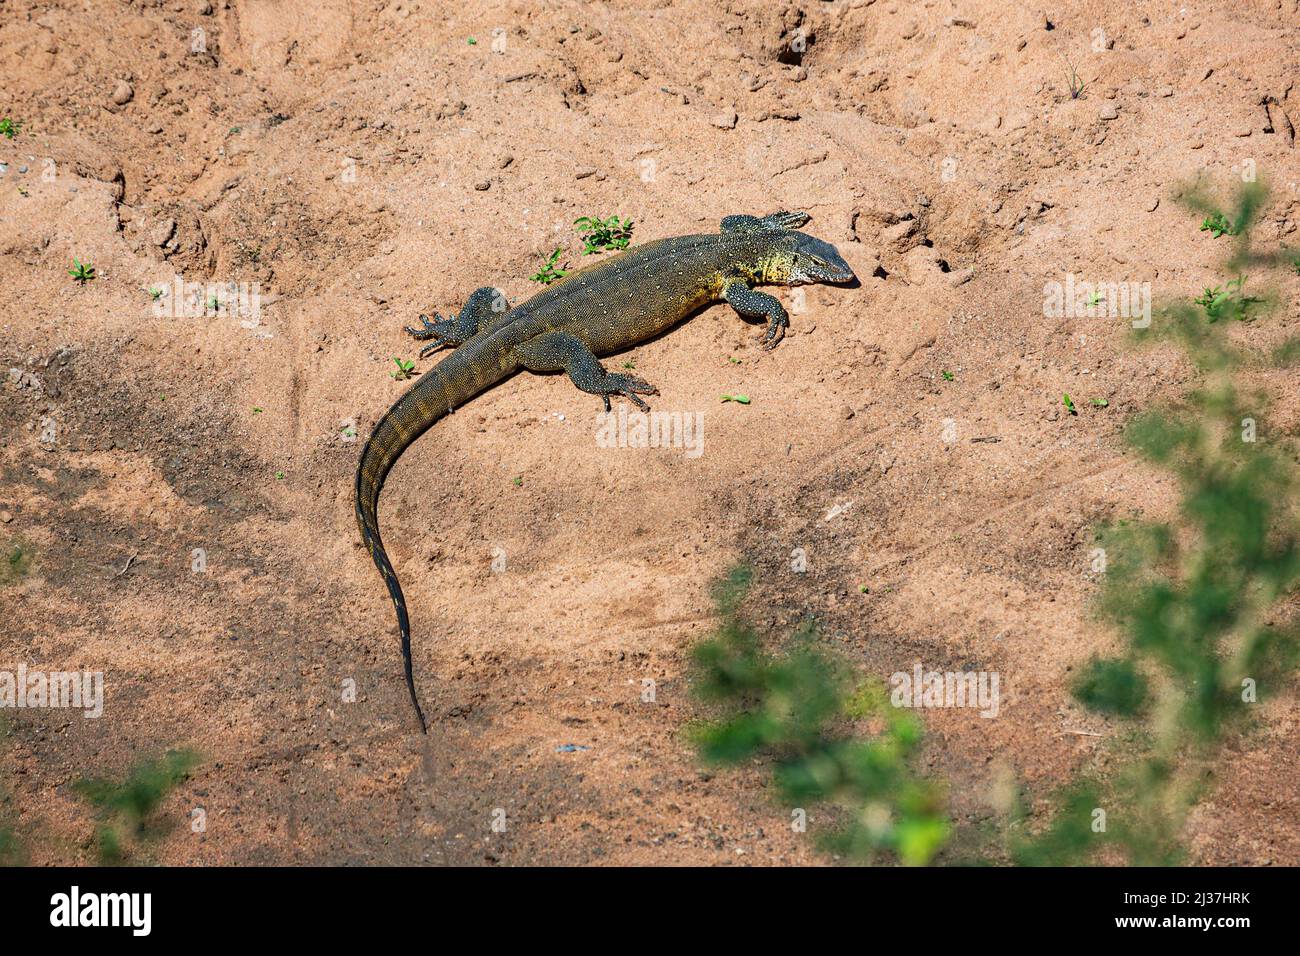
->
xmin=1 ymin=0 xmax=1297 ymax=865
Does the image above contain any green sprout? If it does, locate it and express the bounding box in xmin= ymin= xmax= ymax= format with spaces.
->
xmin=148 ymin=287 xmax=163 ymax=301
xmin=391 ymin=357 xmax=416 ymax=380
xmin=529 ymin=248 xmax=568 ymax=284
xmin=1064 ymin=59 xmax=1085 ymax=99
xmin=1193 ymin=274 xmax=1260 ymax=322
xmin=512 ymin=475 xmax=523 ymax=487
xmin=1 ymin=539 xmax=33 ymax=585
xmin=1200 ymin=212 xmax=1233 ymax=238
xmin=68 ymin=259 xmax=95 ymax=283
xmin=1090 ymin=397 xmax=1109 ymax=408
xmin=720 ymin=394 xmax=751 ymax=404
xmin=0 ymin=117 xmax=19 ymax=139
xmin=941 ymin=370 xmax=955 ymax=381
xmin=575 ymin=215 xmax=634 ymax=255
xmin=1062 ymin=393 xmax=1077 ymax=415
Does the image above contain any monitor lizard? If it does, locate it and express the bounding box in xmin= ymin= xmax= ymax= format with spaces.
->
xmin=355 ymin=210 xmax=856 ymax=731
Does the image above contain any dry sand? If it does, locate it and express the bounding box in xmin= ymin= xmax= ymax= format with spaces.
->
xmin=1 ymin=0 xmax=1297 ymax=864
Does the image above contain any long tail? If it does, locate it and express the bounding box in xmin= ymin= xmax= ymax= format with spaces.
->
xmin=355 ymin=339 xmax=517 ymax=732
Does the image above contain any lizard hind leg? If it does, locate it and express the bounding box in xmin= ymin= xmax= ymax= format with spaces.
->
xmin=405 ymin=285 xmax=510 ymax=358
xmin=516 ymin=331 xmax=658 ymax=412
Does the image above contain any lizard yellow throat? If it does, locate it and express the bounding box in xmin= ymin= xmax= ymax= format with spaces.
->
xmin=355 ymin=210 xmax=857 ymax=731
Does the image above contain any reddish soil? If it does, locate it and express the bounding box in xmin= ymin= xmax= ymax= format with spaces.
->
xmin=1 ymin=0 xmax=1297 ymax=865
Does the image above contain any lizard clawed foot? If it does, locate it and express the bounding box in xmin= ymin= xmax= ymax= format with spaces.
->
xmin=404 ymin=313 xmax=445 ymax=340
xmin=760 ymin=313 xmax=789 ymax=350
xmin=405 ymin=313 xmax=462 ymax=358
xmin=599 ymin=373 xmax=658 ymax=413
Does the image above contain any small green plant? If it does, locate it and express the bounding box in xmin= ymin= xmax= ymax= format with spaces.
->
xmin=1064 ymin=59 xmax=1085 ymax=99
xmin=275 ymin=470 xmax=285 ymax=480
xmin=512 ymin=475 xmax=523 ymax=487
xmin=690 ymin=566 xmax=950 ymax=865
xmin=1193 ymin=274 xmax=1260 ymax=322
xmin=720 ymin=394 xmax=750 ymax=404
xmin=0 ymin=117 xmax=18 ymax=139
xmin=1090 ymin=397 xmax=1109 ymax=408
xmin=1062 ymin=393 xmax=1077 ymax=415
xmin=391 ymin=357 xmax=416 ymax=380
xmin=623 ymin=360 xmax=636 ymax=370
xmin=467 ymin=36 xmax=477 ymax=45
xmin=1070 ymin=656 xmax=1148 ymax=715
xmin=575 ymin=215 xmax=634 ymax=255
xmin=68 ymin=259 xmax=95 ymax=283
xmin=1 ymin=539 xmax=33 ymax=586
xmin=1199 ymin=212 xmax=1233 ymax=238
xmin=941 ymin=370 xmax=955 ymax=382
xmin=529 ymin=248 xmax=568 ymax=284
xmin=73 ymin=749 xmax=199 ymax=864
xmin=147 ymin=286 xmax=163 ymax=301
xmin=0 ymin=825 xmax=22 ymax=866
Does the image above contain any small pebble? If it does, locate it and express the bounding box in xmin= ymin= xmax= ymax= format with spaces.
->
xmin=111 ymin=80 xmax=134 ymax=105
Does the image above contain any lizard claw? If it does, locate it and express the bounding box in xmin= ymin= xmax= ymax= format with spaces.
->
xmin=404 ymin=313 xmax=445 ymax=340
xmin=761 ymin=314 xmax=788 ymax=350
xmin=406 ymin=312 xmax=464 ymax=358
xmin=601 ymin=373 xmax=658 ymax=413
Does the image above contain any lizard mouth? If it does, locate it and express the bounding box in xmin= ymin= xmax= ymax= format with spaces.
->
xmin=813 ymin=258 xmax=856 ymax=283
xmin=794 ymin=237 xmax=856 ymax=284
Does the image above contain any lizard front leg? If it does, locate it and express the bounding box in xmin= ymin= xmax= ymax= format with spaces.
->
xmin=723 ymin=278 xmax=789 ymax=350
xmin=515 ymin=331 xmax=659 ymax=412
xmin=405 ymin=286 xmax=509 ymax=358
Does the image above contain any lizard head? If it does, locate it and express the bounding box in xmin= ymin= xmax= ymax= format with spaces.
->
xmin=774 ymin=232 xmax=856 ymax=285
